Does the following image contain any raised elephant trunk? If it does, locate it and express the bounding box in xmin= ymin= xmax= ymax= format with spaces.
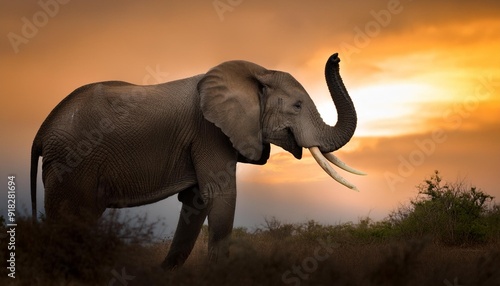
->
xmin=309 ymin=53 xmax=365 ymax=191
xmin=322 ymin=53 xmax=357 ymax=152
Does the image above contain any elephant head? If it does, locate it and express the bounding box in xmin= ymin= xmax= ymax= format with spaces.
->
xmin=198 ymin=53 xmax=365 ymax=190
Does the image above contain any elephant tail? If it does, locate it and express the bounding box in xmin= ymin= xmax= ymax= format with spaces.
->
xmin=30 ymin=139 xmax=41 ymax=223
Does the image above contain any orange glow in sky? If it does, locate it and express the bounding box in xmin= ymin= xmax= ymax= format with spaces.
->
xmin=1 ymin=0 xmax=499 ymax=230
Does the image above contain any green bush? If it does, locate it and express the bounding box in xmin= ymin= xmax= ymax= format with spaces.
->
xmin=389 ymin=171 xmax=498 ymax=245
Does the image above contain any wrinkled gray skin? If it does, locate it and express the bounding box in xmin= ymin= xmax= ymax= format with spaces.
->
xmin=30 ymin=53 xmax=357 ymax=269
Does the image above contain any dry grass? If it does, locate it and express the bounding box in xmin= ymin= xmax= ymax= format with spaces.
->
xmin=1 ymin=214 xmax=500 ymax=285
xmin=107 ymin=232 xmax=500 ymax=285
xmin=3 ymin=173 xmax=498 ymax=284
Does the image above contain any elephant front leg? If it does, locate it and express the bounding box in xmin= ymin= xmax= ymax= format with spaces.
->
xmin=192 ymin=134 xmax=239 ymax=264
xmin=162 ymin=186 xmax=208 ymax=270
xmin=207 ymin=192 xmax=236 ymax=262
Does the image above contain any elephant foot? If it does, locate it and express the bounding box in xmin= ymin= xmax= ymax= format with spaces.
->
xmin=160 ymin=259 xmax=178 ymax=271
xmin=161 ymin=252 xmax=187 ymax=271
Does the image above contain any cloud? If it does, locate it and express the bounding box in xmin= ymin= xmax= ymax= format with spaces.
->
xmin=235 ymin=118 xmax=500 ymax=224
xmin=1 ymin=0 xmax=500 ymax=226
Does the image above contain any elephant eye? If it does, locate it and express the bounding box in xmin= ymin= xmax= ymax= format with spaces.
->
xmin=293 ymin=101 xmax=302 ymax=111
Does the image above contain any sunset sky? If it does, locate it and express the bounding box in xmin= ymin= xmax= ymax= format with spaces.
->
xmin=1 ymin=0 xmax=499 ymax=234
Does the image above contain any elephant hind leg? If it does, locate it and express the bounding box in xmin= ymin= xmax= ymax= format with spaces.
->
xmin=162 ymin=186 xmax=208 ymax=270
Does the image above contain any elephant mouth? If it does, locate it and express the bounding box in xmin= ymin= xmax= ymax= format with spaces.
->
xmin=265 ymin=127 xmax=366 ymax=191
xmin=265 ymin=128 xmax=303 ymax=160
xmin=286 ymin=128 xmax=303 ymax=159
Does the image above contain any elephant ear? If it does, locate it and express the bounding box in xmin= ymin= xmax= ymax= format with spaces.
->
xmin=198 ymin=60 xmax=271 ymax=162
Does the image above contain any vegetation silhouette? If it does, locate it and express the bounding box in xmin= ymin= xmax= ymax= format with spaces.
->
xmin=1 ymin=171 xmax=499 ymax=285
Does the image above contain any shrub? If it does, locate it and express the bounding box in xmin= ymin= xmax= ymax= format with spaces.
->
xmin=0 ymin=210 xmax=162 ymax=285
xmin=389 ymin=171 xmax=498 ymax=245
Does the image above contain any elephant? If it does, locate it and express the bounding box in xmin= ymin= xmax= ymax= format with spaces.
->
xmin=30 ymin=53 xmax=364 ymax=269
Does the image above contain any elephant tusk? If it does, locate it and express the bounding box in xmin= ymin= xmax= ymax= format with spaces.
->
xmin=322 ymin=152 xmax=367 ymax=176
xmin=309 ymin=147 xmax=360 ymax=192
